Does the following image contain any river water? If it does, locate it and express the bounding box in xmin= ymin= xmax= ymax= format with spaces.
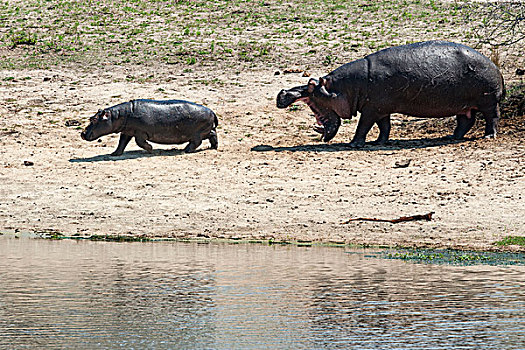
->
xmin=0 ymin=235 xmax=524 ymax=349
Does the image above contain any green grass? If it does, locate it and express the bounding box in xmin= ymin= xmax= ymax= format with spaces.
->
xmin=495 ymin=236 xmax=525 ymax=247
xmin=0 ymin=0 xmax=477 ymax=71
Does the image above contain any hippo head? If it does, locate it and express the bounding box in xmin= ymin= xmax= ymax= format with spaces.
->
xmin=81 ymin=109 xmax=119 ymax=141
xmin=276 ymin=78 xmax=343 ymax=142
xmin=276 ymin=84 xmax=310 ymax=108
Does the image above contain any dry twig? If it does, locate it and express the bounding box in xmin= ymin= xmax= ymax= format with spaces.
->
xmin=464 ymin=1 xmax=525 ymax=47
xmin=342 ymin=212 xmax=434 ymax=224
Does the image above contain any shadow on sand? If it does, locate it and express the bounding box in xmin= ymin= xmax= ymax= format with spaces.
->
xmin=69 ymin=148 xmax=187 ymax=163
xmin=251 ymin=137 xmax=470 ymax=153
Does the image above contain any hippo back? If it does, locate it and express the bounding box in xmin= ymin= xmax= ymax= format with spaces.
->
xmin=363 ymin=41 xmax=504 ymax=117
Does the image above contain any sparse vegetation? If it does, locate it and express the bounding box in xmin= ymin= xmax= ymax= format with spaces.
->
xmin=501 ymin=83 xmax=525 ymax=119
xmin=2 ymin=0 xmax=518 ymax=72
xmin=495 ymin=236 xmax=525 ymax=247
xmin=6 ymin=29 xmax=37 ymax=48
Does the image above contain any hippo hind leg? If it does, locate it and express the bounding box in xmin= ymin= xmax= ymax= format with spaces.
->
xmin=451 ymin=113 xmax=476 ymax=139
xmin=184 ymin=135 xmax=203 ymax=153
xmin=135 ymin=135 xmax=153 ymax=153
xmin=208 ymin=129 xmax=218 ymax=149
xmin=480 ymin=103 xmax=500 ymax=138
xmin=370 ymin=115 xmax=391 ymax=145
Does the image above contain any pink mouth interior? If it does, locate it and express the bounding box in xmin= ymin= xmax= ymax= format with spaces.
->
xmin=297 ymin=97 xmax=324 ymax=128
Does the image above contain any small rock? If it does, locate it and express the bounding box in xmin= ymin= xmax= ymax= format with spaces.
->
xmin=302 ymin=71 xmax=310 ymax=77
xmin=393 ymin=159 xmax=411 ymax=168
xmin=516 ymin=68 xmax=524 ymax=76
xmin=65 ymin=119 xmax=81 ymax=127
xmin=274 ymin=71 xmax=280 ymax=75
xmin=283 ymin=68 xmax=303 ymax=74
xmin=23 ymin=160 xmax=34 ymax=166
xmin=43 ymin=77 xmax=51 ymax=82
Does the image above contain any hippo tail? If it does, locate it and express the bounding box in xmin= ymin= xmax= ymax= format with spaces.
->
xmin=213 ymin=112 xmax=219 ymax=128
xmin=499 ymin=71 xmax=506 ymax=102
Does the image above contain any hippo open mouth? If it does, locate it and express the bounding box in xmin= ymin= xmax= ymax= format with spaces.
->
xmin=311 ymin=110 xmax=341 ymax=143
xmin=277 ymin=86 xmax=341 ymax=142
xmin=296 ymin=97 xmax=339 ymax=142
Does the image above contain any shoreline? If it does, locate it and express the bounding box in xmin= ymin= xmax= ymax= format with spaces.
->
xmin=1 ymin=230 xmax=523 ymax=253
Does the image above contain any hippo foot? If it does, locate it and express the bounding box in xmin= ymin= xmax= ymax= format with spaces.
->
xmin=110 ymin=151 xmax=124 ymax=156
xmin=369 ymin=139 xmax=389 ymax=146
xmin=349 ymin=140 xmax=365 ymax=148
xmin=184 ymin=144 xmax=197 ymax=153
xmin=140 ymin=144 xmax=153 ymax=153
xmin=209 ymin=136 xmax=218 ymax=149
xmin=445 ymin=134 xmax=463 ymax=140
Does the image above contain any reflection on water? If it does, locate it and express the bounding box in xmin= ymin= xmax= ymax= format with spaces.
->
xmin=0 ymin=236 xmax=524 ymax=349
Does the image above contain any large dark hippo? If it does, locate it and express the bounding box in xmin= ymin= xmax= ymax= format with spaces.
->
xmin=81 ymin=99 xmax=218 ymax=155
xmin=277 ymin=41 xmax=505 ymax=147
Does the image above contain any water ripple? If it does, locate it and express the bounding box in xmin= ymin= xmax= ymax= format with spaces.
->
xmin=0 ymin=237 xmax=523 ymax=349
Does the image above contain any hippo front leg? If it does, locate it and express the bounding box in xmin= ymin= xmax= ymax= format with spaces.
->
xmin=111 ymin=134 xmax=132 ymax=156
xmin=350 ymin=110 xmax=387 ymax=148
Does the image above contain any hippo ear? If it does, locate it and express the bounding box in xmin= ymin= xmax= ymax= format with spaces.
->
xmin=319 ymin=77 xmax=332 ymax=90
xmin=102 ymin=110 xmax=111 ymax=120
xmin=307 ymin=78 xmax=318 ymax=93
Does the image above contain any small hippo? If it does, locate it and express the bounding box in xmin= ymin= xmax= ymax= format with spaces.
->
xmin=81 ymin=99 xmax=218 ymax=155
xmin=277 ymin=41 xmax=505 ymax=147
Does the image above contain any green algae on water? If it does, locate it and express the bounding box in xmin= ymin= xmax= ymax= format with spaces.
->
xmin=382 ymin=249 xmax=525 ymax=266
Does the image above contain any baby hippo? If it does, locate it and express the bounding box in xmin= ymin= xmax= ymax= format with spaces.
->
xmin=81 ymin=99 xmax=218 ymax=155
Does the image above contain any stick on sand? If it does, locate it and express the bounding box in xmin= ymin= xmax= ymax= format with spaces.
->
xmin=342 ymin=212 xmax=434 ymax=224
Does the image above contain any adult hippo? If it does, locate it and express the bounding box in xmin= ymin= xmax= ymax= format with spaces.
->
xmin=81 ymin=99 xmax=218 ymax=155
xmin=277 ymin=41 xmax=505 ymax=147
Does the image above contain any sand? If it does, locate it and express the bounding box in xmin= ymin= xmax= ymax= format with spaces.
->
xmin=1 ymin=63 xmax=523 ymax=251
